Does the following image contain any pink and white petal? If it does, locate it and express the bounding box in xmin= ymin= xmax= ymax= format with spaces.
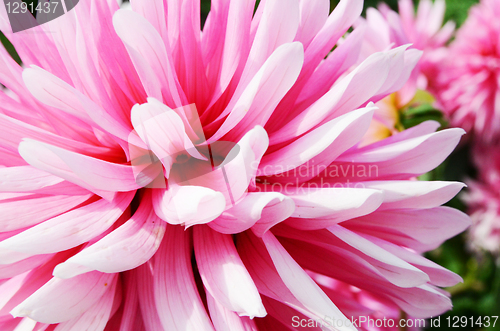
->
xmin=153 ymin=225 xmax=215 ymax=330
xmin=206 ymin=293 xmax=258 ymax=331
xmin=208 ymin=192 xmax=294 ymax=235
xmin=0 ymin=166 xmax=64 ymax=193
xmin=152 ymin=186 xmax=226 ymax=227
xmin=208 ymin=42 xmax=304 ymax=143
xmin=53 ymin=193 xmax=165 ymax=278
xmin=284 ymin=186 xmax=383 ymax=224
xmin=366 ymin=235 xmax=463 ymax=287
xmin=19 ymin=139 xmax=148 ymax=195
xmin=260 ymin=106 xmax=375 ymax=176
xmin=22 ymin=67 xmax=93 ymax=125
xmin=0 ymin=192 xmax=133 ymax=264
xmin=10 ymin=271 xmax=116 ymax=324
xmin=345 ymin=206 xmax=472 ymax=252
xmin=337 ymin=129 xmax=465 ymax=178
xmin=270 ymin=52 xmax=389 ymax=144
xmin=0 ymin=255 xmax=53 ymax=280
xmin=183 ymin=126 xmax=269 ymax=204
xmin=327 ymin=225 xmax=430 ymax=287
xmin=295 ymin=0 xmax=330 ymax=48
xmin=0 ymin=193 xmax=92 ymax=232
xmin=241 ymin=0 xmax=299 ymax=84
xmin=261 ymin=232 xmax=355 ymax=331
xmin=360 ymin=181 xmax=466 ymax=210
xmin=130 ymin=100 xmax=204 ymax=176
xmin=113 ymin=9 xmax=186 ymax=108
xmin=237 ymin=232 xmax=337 ymax=327
xmin=226 ymin=43 xmax=304 ymax=142
xmin=194 ymin=226 xmax=266 ymax=318
xmin=134 ymin=263 xmax=163 ymax=331
xmin=54 ymin=277 xmax=118 ymax=331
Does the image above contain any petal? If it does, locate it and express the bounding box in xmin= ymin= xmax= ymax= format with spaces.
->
xmin=295 ymin=0 xmax=330 ymax=47
xmin=336 ymin=128 xmax=466 ymax=178
xmin=18 ymin=139 xmax=148 ymax=196
xmin=113 ymin=9 xmax=186 ymax=107
xmin=208 ymin=192 xmax=294 ymax=235
xmin=206 ymin=293 xmax=258 ymax=331
xmin=345 ymin=206 xmax=472 ymax=252
xmin=153 ymin=225 xmax=215 ymax=330
xmin=53 ymin=277 xmax=118 ymax=331
xmin=360 ymin=181 xmax=466 ymax=210
xmin=284 ymin=187 xmax=383 ymax=230
xmin=152 ymin=186 xmax=226 ymax=227
xmin=193 ymin=226 xmax=266 ymax=318
xmin=11 ymin=272 xmax=116 ymax=324
xmin=53 ymin=192 xmax=165 ymax=278
xmin=260 ymin=232 xmax=355 ymax=331
xmin=208 ymin=42 xmax=304 ymax=143
xmin=0 ymin=193 xmax=92 ymax=232
xmin=260 ymin=106 xmax=375 ymax=177
xmin=0 ymin=192 xmax=133 ymax=264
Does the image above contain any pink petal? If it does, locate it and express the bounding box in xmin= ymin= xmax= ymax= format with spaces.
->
xmin=0 ymin=192 xmax=133 ymax=264
xmin=345 ymin=206 xmax=471 ymax=251
xmin=328 ymin=225 xmax=430 ymax=287
xmin=113 ymin=9 xmax=186 ymax=108
xmin=284 ymin=187 xmax=383 ymax=230
xmin=295 ymin=0 xmax=330 ymax=48
xmin=153 ymin=225 xmax=215 ymax=330
xmin=208 ymin=192 xmax=294 ymax=235
xmin=0 ymin=193 xmax=92 ymax=232
xmin=152 ymin=186 xmax=226 ymax=227
xmin=206 ymin=293 xmax=258 ymax=331
xmin=18 ymin=139 xmax=148 ymax=196
xmin=11 ymin=272 xmax=116 ymax=324
xmin=54 ymin=277 xmax=118 ymax=331
xmin=22 ymin=67 xmax=93 ymax=125
xmin=261 ymin=232 xmax=356 ymax=331
xmin=260 ymin=106 xmax=375 ymax=176
xmin=360 ymin=180 xmax=466 ymax=210
xmin=208 ymin=42 xmax=304 ymax=143
xmin=194 ymin=226 xmax=266 ymax=318
xmin=53 ymin=192 xmax=165 ymax=278
xmin=270 ymin=51 xmax=390 ymax=144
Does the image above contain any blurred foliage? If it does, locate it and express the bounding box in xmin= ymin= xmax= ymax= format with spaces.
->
xmin=2 ymin=0 xmax=498 ymax=329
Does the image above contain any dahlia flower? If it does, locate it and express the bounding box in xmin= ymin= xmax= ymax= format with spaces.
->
xmin=433 ymin=0 xmax=500 ymax=143
xmin=0 ymin=0 xmax=469 ymax=330
xmin=354 ymin=0 xmax=454 ymax=147
xmin=463 ymin=142 xmax=500 ymax=254
xmin=357 ymin=0 xmax=454 ymax=106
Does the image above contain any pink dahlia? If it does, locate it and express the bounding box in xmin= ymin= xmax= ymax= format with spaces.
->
xmin=0 ymin=0 xmax=469 ymax=330
xmin=357 ymin=0 xmax=454 ymax=106
xmin=463 ymin=142 xmax=500 ymax=254
xmin=433 ymin=0 xmax=500 ymax=142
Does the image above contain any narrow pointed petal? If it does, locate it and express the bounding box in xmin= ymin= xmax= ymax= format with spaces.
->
xmin=0 ymin=192 xmax=133 ymax=264
xmin=206 ymin=293 xmax=258 ymax=331
xmin=54 ymin=277 xmax=118 ymax=331
xmin=284 ymin=187 xmax=383 ymax=230
xmin=194 ymin=226 xmax=266 ymax=318
xmin=152 ymin=186 xmax=226 ymax=227
xmin=53 ymin=192 xmax=165 ymax=278
xmin=153 ymin=225 xmax=215 ymax=330
xmin=19 ymin=139 xmax=149 ymax=194
xmin=208 ymin=192 xmax=294 ymax=235
xmin=11 ymin=272 xmax=116 ymax=324
xmin=261 ymin=231 xmax=355 ymax=331
xmin=260 ymin=106 xmax=375 ymax=177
